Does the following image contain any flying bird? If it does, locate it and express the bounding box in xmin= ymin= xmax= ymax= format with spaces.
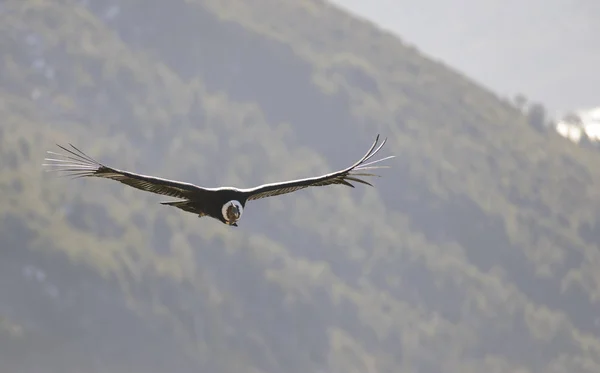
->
xmin=43 ymin=135 xmax=394 ymax=227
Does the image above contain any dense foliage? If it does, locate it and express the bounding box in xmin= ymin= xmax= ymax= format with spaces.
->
xmin=1 ymin=1 xmax=600 ymax=372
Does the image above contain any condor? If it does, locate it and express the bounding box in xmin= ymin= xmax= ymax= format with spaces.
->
xmin=43 ymin=135 xmax=394 ymax=227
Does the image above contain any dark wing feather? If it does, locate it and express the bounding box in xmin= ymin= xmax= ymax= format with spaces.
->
xmin=43 ymin=143 xmax=204 ymax=199
xmin=242 ymin=134 xmax=394 ymax=201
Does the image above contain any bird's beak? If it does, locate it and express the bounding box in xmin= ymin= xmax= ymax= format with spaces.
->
xmin=231 ymin=222 xmax=238 ymax=227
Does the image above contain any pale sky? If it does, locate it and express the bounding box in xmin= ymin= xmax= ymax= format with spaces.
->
xmin=329 ymin=0 xmax=599 ymax=118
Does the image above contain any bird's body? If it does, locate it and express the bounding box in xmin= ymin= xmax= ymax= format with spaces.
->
xmin=160 ymin=189 xmax=245 ymax=225
xmin=43 ymin=135 xmax=394 ymax=227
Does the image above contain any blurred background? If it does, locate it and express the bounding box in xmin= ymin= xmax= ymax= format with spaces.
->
xmin=1 ymin=1 xmax=599 ymax=372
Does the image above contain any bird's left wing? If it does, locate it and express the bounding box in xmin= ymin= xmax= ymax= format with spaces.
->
xmin=241 ymin=134 xmax=394 ymax=202
xmin=43 ymin=143 xmax=205 ymax=199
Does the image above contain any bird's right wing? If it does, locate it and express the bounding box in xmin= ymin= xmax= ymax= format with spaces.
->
xmin=43 ymin=143 xmax=204 ymax=200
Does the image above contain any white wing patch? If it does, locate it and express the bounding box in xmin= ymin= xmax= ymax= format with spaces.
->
xmin=246 ymin=186 xmax=308 ymax=201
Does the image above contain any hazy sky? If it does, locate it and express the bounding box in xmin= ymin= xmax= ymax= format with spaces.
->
xmin=329 ymin=0 xmax=599 ymax=118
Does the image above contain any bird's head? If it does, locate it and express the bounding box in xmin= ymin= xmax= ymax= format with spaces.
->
xmin=222 ymin=200 xmax=243 ymax=226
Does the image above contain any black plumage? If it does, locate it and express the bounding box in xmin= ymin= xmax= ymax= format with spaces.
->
xmin=43 ymin=135 xmax=394 ymax=227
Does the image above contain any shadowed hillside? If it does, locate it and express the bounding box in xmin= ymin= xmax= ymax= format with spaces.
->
xmin=2 ymin=0 xmax=600 ymax=372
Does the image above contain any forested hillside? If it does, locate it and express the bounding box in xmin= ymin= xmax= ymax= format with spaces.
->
xmin=1 ymin=1 xmax=600 ymax=372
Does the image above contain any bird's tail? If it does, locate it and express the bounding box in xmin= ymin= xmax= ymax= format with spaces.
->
xmin=160 ymin=200 xmax=203 ymax=216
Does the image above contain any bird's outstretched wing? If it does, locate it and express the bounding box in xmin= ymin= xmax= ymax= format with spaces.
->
xmin=43 ymin=143 xmax=204 ymax=199
xmin=241 ymin=134 xmax=394 ymax=201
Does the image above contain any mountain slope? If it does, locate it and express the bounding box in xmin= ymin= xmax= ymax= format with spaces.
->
xmin=1 ymin=1 xmax=600 ymax=372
